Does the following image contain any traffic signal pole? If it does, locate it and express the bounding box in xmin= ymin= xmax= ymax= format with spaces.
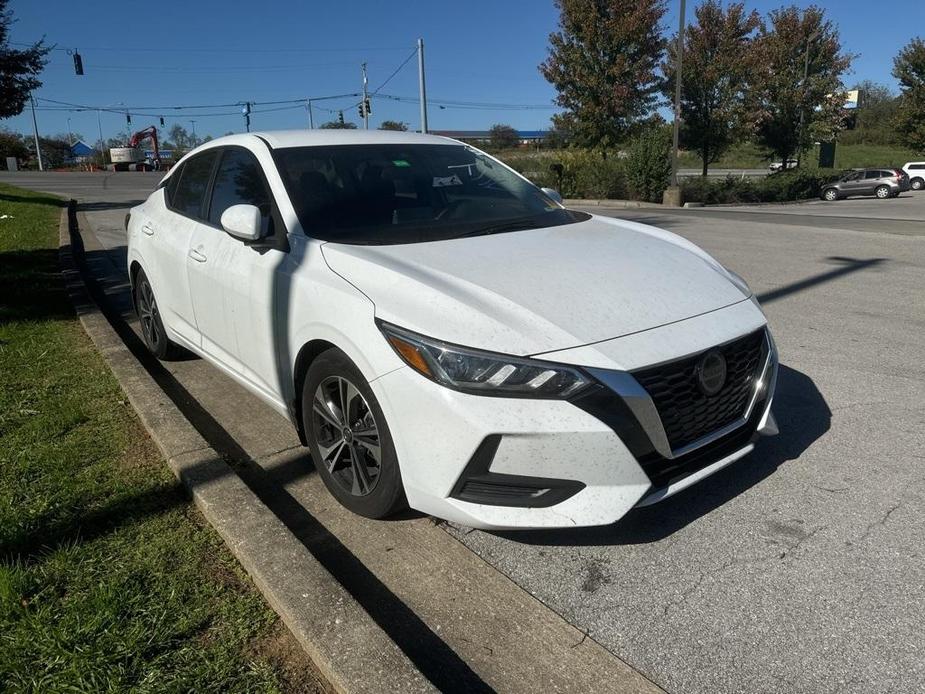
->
xmin=361 ymin=63 xmax=369 ymax=129
xmin=417 ymin=38 xmax=428 ymax=134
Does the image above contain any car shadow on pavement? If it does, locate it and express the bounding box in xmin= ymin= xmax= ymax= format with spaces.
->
xmin=494 ymin=364 xmax=830 ymax=547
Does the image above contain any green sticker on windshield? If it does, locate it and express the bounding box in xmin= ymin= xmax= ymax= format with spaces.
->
xmin=393 ymin=159 xmax=411 ymax=167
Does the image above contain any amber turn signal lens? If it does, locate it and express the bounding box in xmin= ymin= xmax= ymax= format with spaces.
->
xmin=387 ymin=335 xmax=433 ymax=377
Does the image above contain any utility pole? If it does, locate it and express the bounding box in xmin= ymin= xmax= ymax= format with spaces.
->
xmin=190 ymin=120 xmax=197 ymax=146
xmin=668 ymin=0 xmax=686 ymax=196
xmin=242 ymin=102 xmax=251 ymax=132
xmin=417 ymin=38 xmax=428 ymax=133
xmin=796 ymin=31 xmax=819 ymax=169
xmin=361 ymin=62 xmax=370 ymax=129
xmin=307 ymin=99 xmax=314 ymax=129
xmin=67 ymin=117 xmax=74 ymax=146
xmin=97 ymin=109 xmax=105 ymax=167
xmin=29 ymin=95 xmax=44 ymax=171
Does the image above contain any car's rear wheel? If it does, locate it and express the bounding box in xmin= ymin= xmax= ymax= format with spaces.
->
xmin=822 ymin=188 xmax=838 ymax=201
xmin=302 ymin=349 xmax=406 ymax=519
xmin=875 ymin=185 xmax=891 ymax=199
xmin=911 ymin=177 xmax=924 ymax=191
xmin=134 ymin=269 xmax=184 ymax=360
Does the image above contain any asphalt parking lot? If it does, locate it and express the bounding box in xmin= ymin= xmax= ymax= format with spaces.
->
xmin=4 ymin=171 xmax=924 ymax=693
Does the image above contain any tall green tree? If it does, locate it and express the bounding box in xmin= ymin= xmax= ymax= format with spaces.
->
xmin=540 ymin=0 xmax=667 ymax=152
xmin=751 ymin=5 xmax=852 ymax=165
xmin=893 ymin=38 xmax=925 ymax=151
xmin=663 ymin=1 xmax=761 ymax=176
xmin=840 ymin=80 xmax=900 ymax=146
xmin=0 ymin=0 xmax=50 ymax=118
xmin=319 ymin=120 xmax=358 ymax=130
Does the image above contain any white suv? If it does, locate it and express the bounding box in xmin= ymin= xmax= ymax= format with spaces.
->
xmin=902 ymin=162 xmax=925 ymax=190
xmin=127 ymin=130 xmax=778 ymax=529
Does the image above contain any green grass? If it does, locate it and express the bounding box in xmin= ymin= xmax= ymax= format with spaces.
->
xmin=0 ymin=184 xmax=305 ymax=693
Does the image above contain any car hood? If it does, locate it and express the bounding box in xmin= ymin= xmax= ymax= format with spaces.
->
xmin=320 ymin=214 xmax=749 ymax=356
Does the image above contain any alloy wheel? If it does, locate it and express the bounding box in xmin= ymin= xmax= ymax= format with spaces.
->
xmin=824 ymin=189 xmax=837 ymax=201
xmin=138 ymin=280 xmax=161 ymax=349
xmin=311 ymin=376 xmax=382 ymax=496
xmin=876 ymin=186 xmax=890 ymax=199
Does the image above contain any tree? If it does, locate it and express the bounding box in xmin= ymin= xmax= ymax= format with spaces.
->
xmin=379 ymin=120 xmax=408 ymax=131
xmin=489 ymin=123 xmax=519 ymax=149
xmin=0 ymin=0 xmax=50 ymax=118
xmin=893 ymin=38 xmax=925 ymax=151
xmin=663 ymin=1 xmax=761 ymax=176
xmin=320 ymin=120 xmax=358 ymax=129
xmin=0 ymin=128 xmax=28 ymax=164
xmin=841 ymin=80 xmax=900 ymax=146
xmin=168 ymin=124 xmax=193 ymax=150
xmin=751 ymin=5 xmax=852 ymax=165
xmin=540 ymin=0 xmax=666 ymax=152
xmin=37 ymin=136 xmax=71 ymax=168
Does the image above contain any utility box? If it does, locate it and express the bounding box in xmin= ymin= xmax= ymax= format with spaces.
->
xmin=818 ymin=142 xmax=836 ymax=169
xmin=5 ymin=157 xmax=18 ymax=171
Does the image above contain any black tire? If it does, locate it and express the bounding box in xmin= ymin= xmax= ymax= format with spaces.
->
xmin=875 ymin=185 xmax=891 ymax=199
xmin=134 ymin=269 xmax=184 ymax=360
xmin=911 ymin=177 xmax=924 ymax=191
xmin=822 ymin=188 xmax=838 ymax=201
xmin=302 ymin=349 xmax=406 ymax=519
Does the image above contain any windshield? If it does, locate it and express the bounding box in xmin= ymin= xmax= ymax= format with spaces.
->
xmin=274 ymin=144 xmax=588 ymax=244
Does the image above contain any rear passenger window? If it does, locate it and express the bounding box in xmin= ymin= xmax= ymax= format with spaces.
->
xmin=208 ymin=148 xmax=272 ymax=227
xmin=171 ymin=151 xmax=218 ymax=219
xmin=864 ymin=170 xmax=881 ymax=179
xmin=911 ymin=164 xmax=925 ymax=170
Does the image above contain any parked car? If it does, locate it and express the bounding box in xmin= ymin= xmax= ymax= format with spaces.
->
xmin=126 ymin=130 xmax=778 ymax=529
xmin=768 ymin=159 xmax=798 ymax=172
xmin=902 ymin=162 xmax=925 ymax=190
xmin=820 ymin=168 xmax=911 ymax=201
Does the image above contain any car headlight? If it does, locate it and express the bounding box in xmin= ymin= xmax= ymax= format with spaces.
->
xmin=379 ymin=322 xmax=591 ymax=399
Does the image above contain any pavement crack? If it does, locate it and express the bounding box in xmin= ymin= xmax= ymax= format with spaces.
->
xmin=570 ymin=629 xmax=589 ymax=648
xmin=856 ymin=502 xmax=902 ymax=543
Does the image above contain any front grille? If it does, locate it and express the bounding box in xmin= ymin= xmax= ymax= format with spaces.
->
xmin=633 ymin=329 xmax=766 ymax=451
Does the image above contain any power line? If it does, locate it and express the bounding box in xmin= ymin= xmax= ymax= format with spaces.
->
xmin=371 ymin=47 xmax=418 ymax=94
xmin=10 ymin=41 xmax=414 ymax=54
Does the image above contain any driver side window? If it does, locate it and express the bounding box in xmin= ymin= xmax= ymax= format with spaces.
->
xmin=208 ymin=148 xmax=273 ymax=233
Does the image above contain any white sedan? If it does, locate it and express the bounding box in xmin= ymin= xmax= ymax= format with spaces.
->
xmin=127 ymin=130 xmax=778 ymax=529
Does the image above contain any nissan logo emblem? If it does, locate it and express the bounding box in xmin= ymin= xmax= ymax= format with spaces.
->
xmin=696 ymin=350 xmax=727 ymax=397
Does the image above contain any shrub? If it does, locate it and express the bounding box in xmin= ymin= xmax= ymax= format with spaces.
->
xmin=498 ymin=149 xmax=627 ymax=199
xmin=625 ymin=127 xmax=672 ymax=202
xmin=681 ymin=169 xmax=838 ymax=204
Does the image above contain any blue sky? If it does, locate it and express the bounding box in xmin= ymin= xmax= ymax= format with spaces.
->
xmin=4 ymin=0 xmax=922 ymax=143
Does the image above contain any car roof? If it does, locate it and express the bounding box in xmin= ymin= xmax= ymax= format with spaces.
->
xmin=216 ymin=129 xmax=459 ymax=149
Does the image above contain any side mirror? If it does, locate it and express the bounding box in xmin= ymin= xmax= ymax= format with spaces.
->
xmin=541 ymin=187 xmax=563 ymax=204
xmin=220 ymin=204 xmax=263 ymax=241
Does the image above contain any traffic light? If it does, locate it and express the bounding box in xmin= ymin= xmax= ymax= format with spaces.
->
xmin=338 ymin=110 xmax=345 ymax=125
xmin=159 ymin=116 xmax=165 ymax=127
xmin=72 ymin=51 xmax=84 ymax=75
xmin=358 ymin=102 xmax=366 ymax=119
xmin=126 ymin=112 xmax=132 ymax=126
xmin=365 ymin=98 xmax=371 ymax=116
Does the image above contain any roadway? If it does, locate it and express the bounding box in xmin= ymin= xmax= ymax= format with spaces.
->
xmin=3 ymin=170 xmax=924 ymax=694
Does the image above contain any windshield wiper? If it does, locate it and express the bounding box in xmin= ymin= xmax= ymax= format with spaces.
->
xmin=456 ymin=219 xmax=541 ymax=238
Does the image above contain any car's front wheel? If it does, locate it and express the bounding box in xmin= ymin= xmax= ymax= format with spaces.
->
xmin=875 ymin=185 xmax=891 ymax=199
xmin=302 ymin=349 xmax=406 ymax=519
xmin=134 ymin=269 xmax=184 ymax=360
xmin=822 ymin=188 xmax=838 ymax=201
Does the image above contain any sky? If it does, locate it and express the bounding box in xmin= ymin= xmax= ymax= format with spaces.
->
xmin=4 ymin=0 xmax=923 ymax=145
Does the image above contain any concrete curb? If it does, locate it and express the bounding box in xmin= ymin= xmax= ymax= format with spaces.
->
xmin=58 ymin=202 xmax=435 ymax=694
xmin=565 ymin=198 xmax=666 ymax=209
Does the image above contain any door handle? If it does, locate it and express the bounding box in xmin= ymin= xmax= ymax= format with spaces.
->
xmin=141 ymin=223 xmax=154 ymax=236
xmin=188 ymin=248 xmax=207 ymax=263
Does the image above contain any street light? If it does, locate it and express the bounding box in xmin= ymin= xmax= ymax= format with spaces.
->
xmin=664 ymin=0 xmax=687 ymax=206
xmin=796 ymin=30 xmax=821 ymax=168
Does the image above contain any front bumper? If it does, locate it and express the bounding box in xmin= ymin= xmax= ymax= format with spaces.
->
xmin=370 ymin=310 xmax=779 ymax=530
